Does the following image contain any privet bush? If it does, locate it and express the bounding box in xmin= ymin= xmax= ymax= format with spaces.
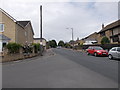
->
xmin=6 ymin=43 xmax=22 ymax=53
xmin=32 ymin=43 xmax=40 ymax=53
xmin=101 ymin=36 xmax=110 ymax=44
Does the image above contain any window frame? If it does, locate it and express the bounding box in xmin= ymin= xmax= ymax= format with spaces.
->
xmin=0 ymin=23 xmax=4 ymax=32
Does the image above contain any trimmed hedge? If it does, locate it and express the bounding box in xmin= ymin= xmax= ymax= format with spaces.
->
xmin=6 ymin=43 xmax=22 ymax=53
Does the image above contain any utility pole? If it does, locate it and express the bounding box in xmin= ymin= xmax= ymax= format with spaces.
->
xmin=71 ymin=28 xmax=74 ymax=48
xmin=40 ymin=5 xmax=42 ymax=39
xmin=40 ymin=5 xmax=43 ymax=56
xmin=71 ymin=28 xmax=73 ymax=42
xmin=66 ymin=28 xmax=74 ymax=49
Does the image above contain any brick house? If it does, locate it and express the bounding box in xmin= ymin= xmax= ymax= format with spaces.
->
xmin=16 ymin=21 xmax=34 ymax=45
xmin=78 ymin=20 xmax=120 ymax=45
xmin=0 ymin=8 xmax=34 ymax=53
xmin=33 ymin=38 xmax=47 ymax=50
xmin=83 ymin=32 xmax=98 ymax=45
xmin=98 ymin=20 xmax=120 ymax=44
xmin=33 ymin=38 xmax=46 ymax=47
xmin=77 ymin=32 xmax=98 ymax=45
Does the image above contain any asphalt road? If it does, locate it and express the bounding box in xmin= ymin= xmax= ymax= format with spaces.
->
xmin=2 ymin=48 xmax=119 ymax=88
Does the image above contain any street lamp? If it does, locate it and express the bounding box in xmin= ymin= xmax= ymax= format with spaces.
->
xmin=66 ymin=28 xmax=74 ymax=48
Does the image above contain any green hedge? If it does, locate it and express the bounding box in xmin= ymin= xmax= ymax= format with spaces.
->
xmin=6 ymin=43 xmax=22 ymax=53
xmin=32 ymin=43 xmax=40 ymax=53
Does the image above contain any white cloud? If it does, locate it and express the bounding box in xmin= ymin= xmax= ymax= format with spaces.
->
xmin=1 ymin=0 xmax=118 ymax=42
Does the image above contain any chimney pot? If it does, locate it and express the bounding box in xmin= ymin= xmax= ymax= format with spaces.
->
xmin=102 ymin=23 xmax=104 ymax=29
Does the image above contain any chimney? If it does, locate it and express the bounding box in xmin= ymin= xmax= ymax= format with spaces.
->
xmin=77 ymin=37 xmax=79 ymax=41
xmin=102 ymin=23 xmax=104 ymax=29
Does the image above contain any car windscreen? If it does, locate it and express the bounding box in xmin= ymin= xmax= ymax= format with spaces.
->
xmin=117 ymin=47 xmax=120 ymax=52
xmin=94 ymin=47 xmax=103 ymax=50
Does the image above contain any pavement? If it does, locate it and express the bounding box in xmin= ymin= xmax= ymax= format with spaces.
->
xmin=2 ymin=48 xmax=119 ymax=88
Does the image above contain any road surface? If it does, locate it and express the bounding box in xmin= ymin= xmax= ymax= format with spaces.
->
xmin=2 ymin=48 xmax=118 ymax=88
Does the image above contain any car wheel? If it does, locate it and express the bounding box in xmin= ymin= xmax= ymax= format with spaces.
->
xmin=87 ymin=52 xmax=90 ymax=55
xmin=94 ymin=53 xmax=98 ymax=57
xmin=108 ymin=54 xmax=113 ymax=60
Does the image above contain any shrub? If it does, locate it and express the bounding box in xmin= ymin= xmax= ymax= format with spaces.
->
xmin=6 ymin=43 xmax=22 ymax=53
xmin=101 ymin=37 xmax=110 ymax=44
xmin=64 ymin=43 xmax=71 ymax=48
xmin=32 ymin=43 xmax=40 ymax=53
xmin=58 ymin=40 xmax=64 ymax=47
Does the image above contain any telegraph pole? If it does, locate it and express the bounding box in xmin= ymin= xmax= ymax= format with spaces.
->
xmin=71 ymin=28 xmax=74 ymax=48
xmin=71 ymin=28 xmax=73 ymax=42
xmin=40 ymin=5 xmax=42 ymax=39
xmin=66 ymin=28 xmax=74 ymax=49
xmin=40 ymin=5 xmax=43 ymax=56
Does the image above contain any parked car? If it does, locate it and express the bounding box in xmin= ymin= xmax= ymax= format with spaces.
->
xmin=108 ymin=47 xmax=120 ymax=60
xmin=86 ymin=46 xmax=108 ymax=56
xmin=57 ymin=46 xmax=61 ymax=49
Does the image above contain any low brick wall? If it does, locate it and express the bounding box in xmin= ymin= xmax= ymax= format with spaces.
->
xmin=0 ymin=45 xmax=45 ymax=63
xmin=1 ymin=53 xmax=39 ymax=63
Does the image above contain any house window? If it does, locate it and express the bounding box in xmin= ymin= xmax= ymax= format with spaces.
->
xmin=0 ymin=24 xmax=4 ymax=32
xmin=113 ymin=28 xmax=119 ymax=35
xmin=112 ymin=36 xmax=119 ymax=42
xmin=25 ymin=32 xmax=27 ymax=36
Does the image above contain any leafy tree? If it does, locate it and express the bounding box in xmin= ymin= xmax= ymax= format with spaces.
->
xmin=64 ymin=43 xmax=71 ymax=48
xmin=58 ymin=40 xmax=64 ymax=47
xmin=69 ymin=40 xmax=74 ymax=43
xmin=101 ymin=36 xmax=110 ymax=44
xmin=48 ymin=40 xmax=57 ymax=48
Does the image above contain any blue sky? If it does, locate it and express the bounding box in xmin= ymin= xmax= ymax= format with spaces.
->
xmin=1 ymin=0 xmax=118 ymax=42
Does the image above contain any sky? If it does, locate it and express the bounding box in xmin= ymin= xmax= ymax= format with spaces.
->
xmin=0 ymin=0 xmax=119 ymax=42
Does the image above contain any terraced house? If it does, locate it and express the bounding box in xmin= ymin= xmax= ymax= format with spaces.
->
xmin=82 ymin=32 xmax=98 ymax=45
xmin=77 ymin=20 xmax=120 ymax=45
xmin=98 ymin=20 xmax=120 ymax=44
xmin=0 ymin=8 xmax=34 ymax=53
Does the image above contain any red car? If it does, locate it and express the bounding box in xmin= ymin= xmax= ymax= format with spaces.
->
xmin=86 ymin=46 xmax=108 ymax=56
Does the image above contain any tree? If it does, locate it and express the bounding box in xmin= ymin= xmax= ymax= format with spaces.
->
xmin=64 ymin=43 xmax=71 ymax=48
xmin=101 ymin=36 xmax=110 ymax=44
xmin=58 ymin=40 xmax=64 ymax=47
xmin=48 ymin=40 xmax=57 ymax=48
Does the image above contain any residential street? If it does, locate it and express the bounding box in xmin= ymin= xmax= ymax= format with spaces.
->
xmin=2 ymin=48 xmax=118 ymax=88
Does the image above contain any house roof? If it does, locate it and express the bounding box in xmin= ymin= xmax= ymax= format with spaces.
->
xmin=16 ymin=21 xmax=34 ymax=35
xmin=0 ymin=8 xmax=17 ymax=22
xmin=84 ymin=32 xmax=98 ymax=39
xmin=0 ymin=8 xmax=35 ymax=36
xmin=84 ymin=38 xmax=97 ymax=41
xmin=0 ymin=34 xmax=11 ymax=41
xmin=17 ymin=21 xmax=30 ymax=27
xmin=99 ymin=19 xmax=120 ymax=33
